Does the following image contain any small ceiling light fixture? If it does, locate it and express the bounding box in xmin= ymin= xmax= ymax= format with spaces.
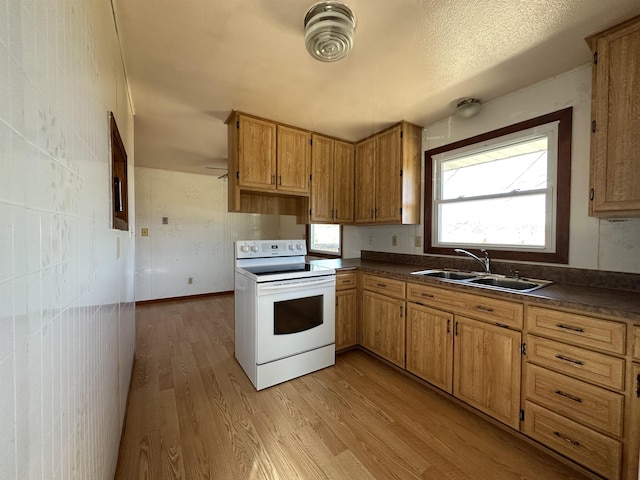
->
xmin=455 ymin=98 xmax=483 ymax=118
xmin=304 ymin=1 xmax=356 ymax=62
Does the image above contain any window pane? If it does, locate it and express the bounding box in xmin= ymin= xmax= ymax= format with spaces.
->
xmin=438 ymin=194 xmax=547 ymax=247
xmin=310 ymin=224 xmax=340 ymax=254
xmin=441 ymin=137 xmax=548 ymax=200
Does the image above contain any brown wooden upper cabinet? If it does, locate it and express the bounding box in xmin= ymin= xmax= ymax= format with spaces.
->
xmin=310 ymin=134 xmax=355 ymax=223
xmin=228 ymin=112 xmax=310 ymax=195
xmin=586 ymin=15 xmax=640 ymax=217
xmin=355 ymin=121 xmax=422 ymax=224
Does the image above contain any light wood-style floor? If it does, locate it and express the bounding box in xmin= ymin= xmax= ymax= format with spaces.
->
xmin=114 ymin=294 xmax=590 ymax=480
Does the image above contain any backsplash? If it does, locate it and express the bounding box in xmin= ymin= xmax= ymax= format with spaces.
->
xmin=362 ymin=251 xmax=640 ymax=293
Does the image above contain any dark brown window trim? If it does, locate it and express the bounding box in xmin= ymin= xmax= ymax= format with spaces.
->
xmin=111 ymin=112 xmax=129 ymax=231
xmin=305 ymin=224 xmax=343 ymax=259
xmin=424 ymin=107 xmax=572 ymax=264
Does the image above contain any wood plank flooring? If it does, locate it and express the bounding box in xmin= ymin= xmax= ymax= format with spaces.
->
xmin=114 ymin=294 xmax=591 ymax=480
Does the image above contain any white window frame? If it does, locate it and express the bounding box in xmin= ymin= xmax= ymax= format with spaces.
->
xmin=308 ymin=224 xmax=342 ymax=257
xmin=431 ymin=122 xmax=559 ymax=253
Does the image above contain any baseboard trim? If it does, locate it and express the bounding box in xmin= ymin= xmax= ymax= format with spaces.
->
xmin=135 ymin=290 xmax=233 ymax=305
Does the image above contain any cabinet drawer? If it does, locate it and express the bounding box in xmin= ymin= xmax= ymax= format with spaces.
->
xmin=526 ymin=336 xmax=625 ymax=391
xmin=363 ymin=274 xmax=405 ymax=299
xmin=524 ymin=363 xmax=624 ymax=437
xmin=407 ymin=283 xmax=523 ymax=330
xmin=633 ymin=325 xmax=640 ymax=361
xmin=406 ymin=282 xmax=456 ymax=306
xmin=526 ymin=306 xmax=626 ymax=354
xmin=523 ymin=401 xmax=622 ymax=480
xmin=336 ymin=271 xmax=357 ymax=291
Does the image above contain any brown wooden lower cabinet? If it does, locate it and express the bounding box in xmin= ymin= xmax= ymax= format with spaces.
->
xmin=453 ymin=315 xmax=522 ymax=430
xmin=406 ymin=303 xmax=454 ymax=393
xmin=354 ymin=272 xmax=639 ymax=479
xmin=361 ymin=290 xmax=405 ymax=368
xmin=335 ymin=288 xmax=357 ymax=350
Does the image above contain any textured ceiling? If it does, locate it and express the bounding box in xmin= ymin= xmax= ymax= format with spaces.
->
xmin=113 ymin=0 xmax=640 ymax=176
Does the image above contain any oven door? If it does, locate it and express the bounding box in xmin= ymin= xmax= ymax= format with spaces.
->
xmin=255 ymin=275 xmax=335 ymax=365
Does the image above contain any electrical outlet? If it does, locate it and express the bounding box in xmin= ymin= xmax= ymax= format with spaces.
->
xmin=415 ymin=236 xmax=422 ymax=248
xmin=188 ymin=277 xmax=193 ymax=284
xmin=162 ymin=217 xmax=168 ymax=224
xmin=391 ymin=235 xmax=397 ymax=247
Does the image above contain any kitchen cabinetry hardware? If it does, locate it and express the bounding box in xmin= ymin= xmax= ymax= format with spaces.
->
xmin=455 ymin=321 xmax=459 ymax=336
xmin=475 ymin=305 xmax=494 ymax=312
xmin=278 ymin=175 xmax=282 ymax=185
xmin=420 ymin=292 xmax=434 ymax=298
xmin=589 ymin=188 xmax=594 ymax=201
xmin=554 ymin=390 xmax=583 ymax=403
xmin=637 ymin=373 xmax=640 ymax=398
xmin=495 ymin=322 xmax=509 ymax=329
xmin=555 ymin=324 xmax=585 ymax=333
xmin=553 ymin=431 xmax=580 ymax=447
xmin=447 ymin=319 xmax=450 ymax=334
xmin=555 ymin=354 xmax=584 ymax=366
xmin=377 ymin=283 xmax=386 ymax=288
xmin=521 ymin=343 xmax=527 ymax=355
xmin=400 ymin=306 xmax=403 ymax=318
xmin=591 ymin=120 xmax=596 ymax=133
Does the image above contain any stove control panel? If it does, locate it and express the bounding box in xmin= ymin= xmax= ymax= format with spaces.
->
xmin=236 ymin=239 xmax=307 ymax=259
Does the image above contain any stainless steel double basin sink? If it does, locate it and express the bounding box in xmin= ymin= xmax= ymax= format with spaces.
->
xmin=411 ymin=269 xmax=552 ymax=293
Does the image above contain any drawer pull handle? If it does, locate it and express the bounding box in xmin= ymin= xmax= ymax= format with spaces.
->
xmin=553 ymin=431 xmax=580 ymax=447
xmin=554 ymin=390 xmax=583 ymax=403
xmin=421 ymin=292 xmax=434 ymax=298
xmin=555 ymin=354 xmax=584 ymax=366
xmin=376 ymin=283 xmax=387 ymax=287
xmin=636 ymin=373 xmax=640 ymax=399
xmin=556 ymin=323 xmax=585 ymax=333
xmin=475 ymin=305 xmax=494 ymax=312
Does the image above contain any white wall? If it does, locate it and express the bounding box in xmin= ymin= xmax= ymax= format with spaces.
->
xmin=344 ymin=66 xmax=640 ymax=274
xmin=0 ymin=1 xmax=135 ymax=479
xmin=135 ymin=167 xmax=285 ymax=301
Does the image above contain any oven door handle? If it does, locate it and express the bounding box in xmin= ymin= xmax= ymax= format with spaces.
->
xmin=258 ymin=277 xmax=336 ymax=291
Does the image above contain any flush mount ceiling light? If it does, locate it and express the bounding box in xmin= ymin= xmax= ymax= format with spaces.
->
xmin=455 ymin=98 xmax=483 ymax=118
xmin=304 ymin=1 xmax=356 ymax=62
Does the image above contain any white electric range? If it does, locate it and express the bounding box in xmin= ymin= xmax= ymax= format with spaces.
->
xmin=234 ymin=239 xmax=336 ymax=390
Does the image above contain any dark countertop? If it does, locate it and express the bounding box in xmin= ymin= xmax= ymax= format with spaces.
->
xmin=310 ymin=258 xmax=640 ymax=322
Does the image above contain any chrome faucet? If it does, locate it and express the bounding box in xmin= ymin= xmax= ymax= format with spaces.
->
xmin=454 ymin=248 xmax=491 ymax=274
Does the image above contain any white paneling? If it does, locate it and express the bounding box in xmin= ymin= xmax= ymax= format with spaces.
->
xmin=0 ymin=0 xmax=136 ymax=478
xmin=134 ymin=167 xmax=284 ymax=301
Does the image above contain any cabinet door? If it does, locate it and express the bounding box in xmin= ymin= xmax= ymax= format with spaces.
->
xmin=238 ymin=116 xmax=277 ymax=189
xmin=453 ymin=316 xmax=522 ymax=429
xmin=310 ymin=134 xmax=335 ymax=222
xmin=375 ymin=125 xmax=403 ymax=223
xmin=333 ymin=140 xmax=355 ymax=223
xmin=362 ymin=291 xmax=405 ymax=367
xmin=336 ymin=289 xmax=357 ymax=350
xmin=406 ymin=303 xmax=453 ymax=393
xmin=625 ymin=363 xmax=640 ymax=480
xmin=354 ymin=137 xmax=376 ymax=223
xmin=590 ymin=19 xmax=640 ymax=215
xmin=277 ymin=125 xmax=310 ymax=193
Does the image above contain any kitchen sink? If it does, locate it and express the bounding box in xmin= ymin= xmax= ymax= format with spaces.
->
xmin=411 ymin=269 xmax=479 ymax=280
xmin=411 ymin=269 xmax=551 ymax=293
xmin=468 ymin=276 xmax=544 ymax=291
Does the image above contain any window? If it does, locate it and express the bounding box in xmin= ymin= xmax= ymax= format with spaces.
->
xmin=307 ymin=224 xmax=342 ymax=257
xmin=424 ymin=107 xmax=572 ymax=263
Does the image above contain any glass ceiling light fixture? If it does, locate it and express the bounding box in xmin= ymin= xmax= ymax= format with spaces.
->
xmin=304 ymin=1 xmax=356 ymax=62
xmin=455 ymin=98 xmax=483 ymax=118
